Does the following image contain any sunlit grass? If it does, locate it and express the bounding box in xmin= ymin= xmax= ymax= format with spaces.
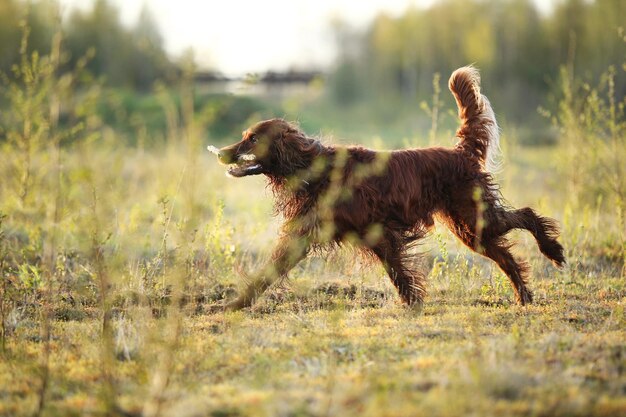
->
xmin=0 ymin=137 xmax=624 ymax=416
xmin=0 ymin=22 xmax=624 ymax=416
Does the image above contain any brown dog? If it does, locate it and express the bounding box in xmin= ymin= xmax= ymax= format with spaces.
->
xmin=209 ymin=66 xmax=565 ymax=310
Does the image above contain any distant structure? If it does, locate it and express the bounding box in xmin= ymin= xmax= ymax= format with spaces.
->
xmin=194 ymin=70 xmax=324 ymax=97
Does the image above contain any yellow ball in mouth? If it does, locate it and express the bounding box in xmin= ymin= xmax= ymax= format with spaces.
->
xmin=208 ymin=144 xmax=262 ymax=177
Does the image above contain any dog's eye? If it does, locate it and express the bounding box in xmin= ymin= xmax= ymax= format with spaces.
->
xmin=249 ymin=135 xmax=257 ymax=143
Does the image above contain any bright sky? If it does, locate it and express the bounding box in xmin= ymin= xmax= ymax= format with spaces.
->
xmin=58 ymin=0 xmax=555 ymax=76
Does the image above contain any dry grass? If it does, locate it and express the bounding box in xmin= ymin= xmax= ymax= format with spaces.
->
xmin=0 ymin=140 xmax=624 ymax=417
xmin=1 ymin=36 xmax=624 ymax=415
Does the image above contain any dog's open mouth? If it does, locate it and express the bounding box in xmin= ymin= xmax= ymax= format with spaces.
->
xmin=227 ymin=161 xmax=263 ymax=177
xmin=227 ymin=153 xmax=263 ymax=177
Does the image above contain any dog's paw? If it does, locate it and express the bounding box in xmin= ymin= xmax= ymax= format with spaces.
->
xmin=553 ymin=256 xmax=567 ymax=269
xmin=203 ymin=299 xmax=247 ymax=314
xmin=204 ymin=302 xmax=227 ymax=314
xmin=223 ymin=295 xmax=254 ymax=312
xmin=404 ymin=301 xmax=424 ymax=315
xmin=517 ymin=289 xmax=534 ymax=306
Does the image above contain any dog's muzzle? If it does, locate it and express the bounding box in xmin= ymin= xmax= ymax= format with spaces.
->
xmin=208 ymin=145 xmax=263 ymax=177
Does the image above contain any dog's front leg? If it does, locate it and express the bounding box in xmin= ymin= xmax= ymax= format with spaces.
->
xmin=225 ymin=232 xmax=310 ymax=311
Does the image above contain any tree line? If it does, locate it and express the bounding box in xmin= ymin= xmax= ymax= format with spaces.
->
xmin=0 ymin=0 xmax=176 ymax=91
xmin=0 ymin=0 xmax=624 ymax=129
xmin=329 ymin=0 xmax=626 ymax=123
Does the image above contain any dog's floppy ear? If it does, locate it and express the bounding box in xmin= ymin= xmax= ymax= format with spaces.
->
xmin=278 ymin=121 xmax=301 ymax=139
xmin=269 ymin=122 xmax=323 ymax=176
xmin=280 ymin=124 xmax=307 ymax=146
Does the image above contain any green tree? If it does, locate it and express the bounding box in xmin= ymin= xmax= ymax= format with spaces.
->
xmin=130 ymin=5 xmax=174 ymax=90
xmin=64 ymin=0 xmax=174 ymax=89
xmin=65 ymin=0 xmax=131 ymax=86
xmin=0 ymin=0 xmax=58 ymax=75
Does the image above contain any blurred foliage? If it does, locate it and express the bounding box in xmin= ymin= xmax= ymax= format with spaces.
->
xmin=0 ymin=0 xmax=279 ymax=144
xmin=330 ymin=0 xmax=626 ymax=126
xmin=0 ymin=0 xmax=176 ymax=91
xmin=1 ymin=0 xmax=625 ymax=146
xmin=94 ymin=89 xmax=277 ymax=144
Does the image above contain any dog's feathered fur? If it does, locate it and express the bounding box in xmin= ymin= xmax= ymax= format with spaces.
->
xmin=214 ymin=66 xmax=566 ymax=310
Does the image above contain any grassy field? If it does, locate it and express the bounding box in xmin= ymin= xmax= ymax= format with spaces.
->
xmin=0 ymin=130 xmax=624 ymax=417
xmin=0 ymin=5 xmax=624 ymax=415
xmin=1 ymin=37 xmax=625 ymax=416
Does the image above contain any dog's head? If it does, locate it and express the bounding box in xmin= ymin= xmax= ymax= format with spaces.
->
xmin=209 ymin=118 xmax=322 ymax=178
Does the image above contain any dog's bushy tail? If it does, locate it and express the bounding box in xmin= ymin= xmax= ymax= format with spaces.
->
xmin=449 ymin=66 xmax=502 ymax=173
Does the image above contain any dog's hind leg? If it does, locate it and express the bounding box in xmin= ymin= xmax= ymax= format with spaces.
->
xmin=489 ymin=207 xmax=566 ymax=267
xmin=369 ymin=231 xmax=426 ymax=308
xmin=441 ymin=207 xmax=534 ymax=305
xmin=482 ymin=238 xmax=533 ymax=305
xmin=225 ymin=233 xmax=310 ymax=310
